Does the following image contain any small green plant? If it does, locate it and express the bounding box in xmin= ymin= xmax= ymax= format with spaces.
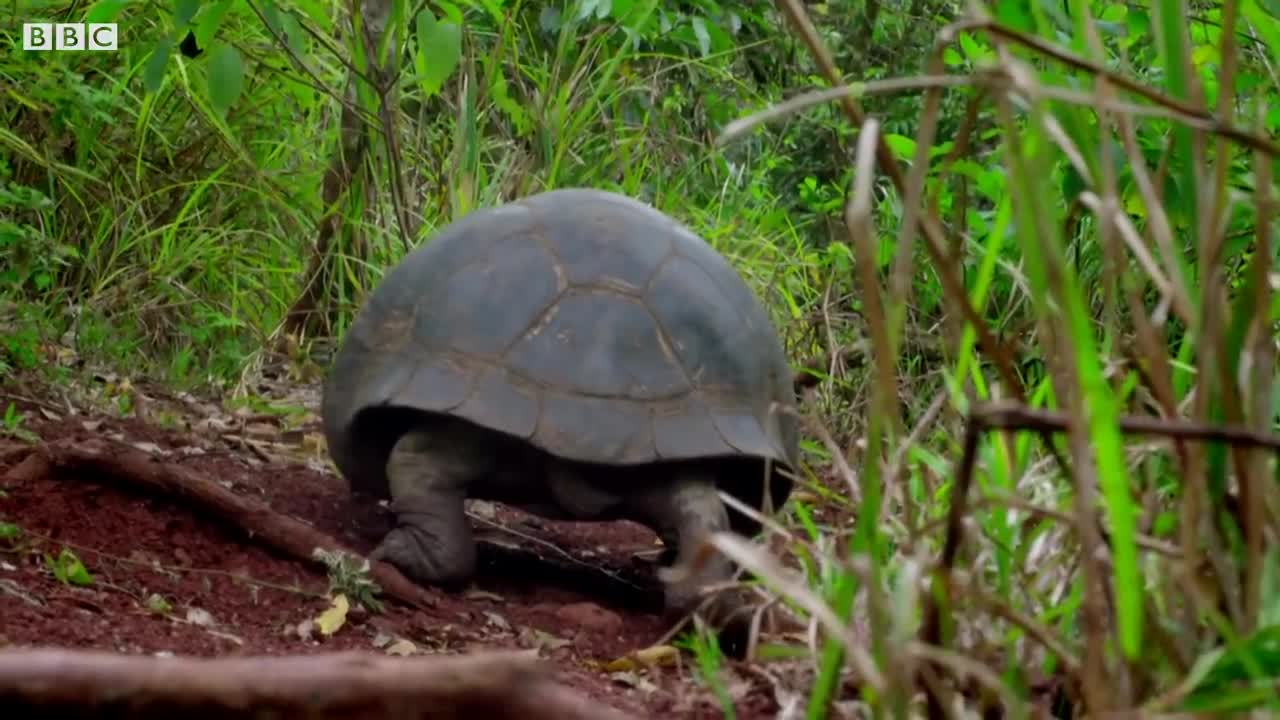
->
xmin=1 ymin=403 xmax=39 ymax=443
xmin=2 ymin=402 xmax=20 ymax=430
xmin=0 ymin=521 xmax=21 ymax=544
xmin=312 ymin=547 xmax=384 ymax=613
xmin=44 ymin=548 xmax=95 ymax=587
xmin=676 ymin=623 xmax=735 ymax=719
xmin=146 ymin=593 xmax=173 ymax=615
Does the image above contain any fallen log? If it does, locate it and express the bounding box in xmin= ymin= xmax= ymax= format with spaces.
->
xmin=13 ymin=435 xmax=663 ymax=612
xmin=0 ymin=647 xmax=635 ymax=719
xmin=30 ymin=436 xmax=438 ymax=612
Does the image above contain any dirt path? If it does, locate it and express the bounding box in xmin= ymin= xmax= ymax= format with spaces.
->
xmin=0 ymin=393 xmax=785 ymax=718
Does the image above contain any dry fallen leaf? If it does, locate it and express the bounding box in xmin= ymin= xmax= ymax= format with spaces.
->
xmin=483 ymin=611 xmax=511 ymax=632
xmin=294 ymin=618 xmax=315 ymax=641
xmin=206 ymin=628 xmax=245 ymax=646
xmin=180 ymin=607 xmax=243 ymax=645
xmin=608 ymin=671 xmax=660 ymax=693
xmin=194 ymin=417 xmax=231 ymax=434
xmin=790 ymin=490 xmax=821 ymax=505
xmin=302 ymin=432 xmax=326 ymax=454
xmin=604 ymin=644 xmax=679 ymax=672
xmin=519 ymin=627 xmax=571 ymax=654
xmin=315 ymin=594 xmax=350 ymax=636
xmin=464 ymin=588 xmax=504 ymax=603
xmin=385 ymin=638 xmax=419 ymax=656
xmin=185 ymin=607 xmax=216 ymax=628
xmin=244 ymin=422 xmax=277 ymax=438
xmin=466 ymin=500 xmax=497 ymax=520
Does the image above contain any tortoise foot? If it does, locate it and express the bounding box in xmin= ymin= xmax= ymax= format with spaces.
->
xmin=370 ymin=520 xmax=476 ymax=590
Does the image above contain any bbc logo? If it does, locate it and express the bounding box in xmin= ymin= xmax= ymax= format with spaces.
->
xmin=22 ymin=23 xmax=118 ymax=51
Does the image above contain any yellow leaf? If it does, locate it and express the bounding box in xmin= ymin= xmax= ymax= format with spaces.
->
xmin=604 ymin=644 xmax=679 ymax=672
xmin=791 ymin=490 xmax=820 ymax=505
xmin=315 ymin=594 xmax=350 ymax=636
xmin=303 ymin=433 xmax=326 ymax=454
xmin=604 ymin=656 xmax=636 ymax=672
xmin=633 ymin=644 xmax=679 ymax=666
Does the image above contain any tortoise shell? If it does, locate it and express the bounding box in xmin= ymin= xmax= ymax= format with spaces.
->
xmin=322 ymin=188 xmax=798 ymax=522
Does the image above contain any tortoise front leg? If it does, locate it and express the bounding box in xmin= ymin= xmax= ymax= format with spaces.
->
xmin=369 ymin=426 xmax=488 ymax=588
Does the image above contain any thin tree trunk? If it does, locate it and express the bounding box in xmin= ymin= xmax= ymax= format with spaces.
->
xmin=283 ymin=0 xmax=398 ymax=338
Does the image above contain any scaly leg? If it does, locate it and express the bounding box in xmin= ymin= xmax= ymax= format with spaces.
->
xmin=628 ymin=474 xmax=760 ymax=657
xmin=369 ymin=425 xmax=488 ymax=587
xmin=628 ymin=476 xmax=735 ymax=616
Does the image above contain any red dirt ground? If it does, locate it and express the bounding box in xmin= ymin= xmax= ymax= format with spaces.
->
xmin=0 ymin=397 xmax=787 ymax=718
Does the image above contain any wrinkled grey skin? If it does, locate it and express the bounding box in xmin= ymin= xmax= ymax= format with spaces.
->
xmin=322 ymin=188 xmax=800 ymax=648
xmin=372 ymin=415 xmax=737 ymax=620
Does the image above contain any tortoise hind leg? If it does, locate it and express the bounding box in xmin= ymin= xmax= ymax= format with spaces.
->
xmin=628 ymin=474 xmax=758 ymax=657
xmin=370 ymin=424 xmax=490 ymax=588
xmin=628 ymin=476 xmax=736 ymax=615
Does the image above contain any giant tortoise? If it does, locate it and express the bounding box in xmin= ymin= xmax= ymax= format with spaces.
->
xmin=321 ymin=188 xmax=800 ymax=633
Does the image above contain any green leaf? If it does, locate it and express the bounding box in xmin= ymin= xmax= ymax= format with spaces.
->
xmin=194 ymin=0 xmax=232 ymax=47
xmin=690 ymin=16 xmax=711 ymax=56
xmin=436 ymin=0 xmax=463 ymax=24
xmin=1180 ymin=624 xmax=1280 ymax=712
xmin=471 ymin=0 xmax=504 ymax=23
xmin=173 ymin=0 xmax=200 ymax=28
xmin=1242 ymin=0 xmax=1280 ymax=59
xmin=616 ymin=0 xmax=657 ymax=31
xmin=1260 ymin=546 xmax=1280 ymax=628
xmin=1100 ymin=2 xmax=1128 ymax=21
xmin=577 ymin=0 xmax=609 ymax=20
xmin=539 ymin=6 xmax=561 ymax=33
xmin=279 ymin=10 xmax=305 ymax=56
xmin=826 ymin=241 xmax=852 ymax=273
xmin=490 ymin=73 xmax=529 ymax=136
xmin=1126 ymin=7 xmax=1150 ymax=35
xmin=47 ymin=549 xmax=94 ymax=586
xmin=86 ymin=0 xmax=131 ymax=23
xmin=144 ymin=38 xmax=172 ymax=92
xmin=958 ymin=31 xmax=993 ymax=65
xmin=995 ymin=0 xmax=1034 ymax=32
xmin=294 ymin=0 xmax=333 ymax=30
xmin=260 ymin=0 xmax=285 ymax=36
xmin=414 ymin=10 xmax=462 ymax=98
xmin=611 ymin=0 xmax=635 ymax=20
xmin=877 ymin=234 xmax=895 ymax=269
xmin=206 ymin=44 xmax=244 ymax=116
xmin=883 ymin=134 xmax=916 ymax=162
